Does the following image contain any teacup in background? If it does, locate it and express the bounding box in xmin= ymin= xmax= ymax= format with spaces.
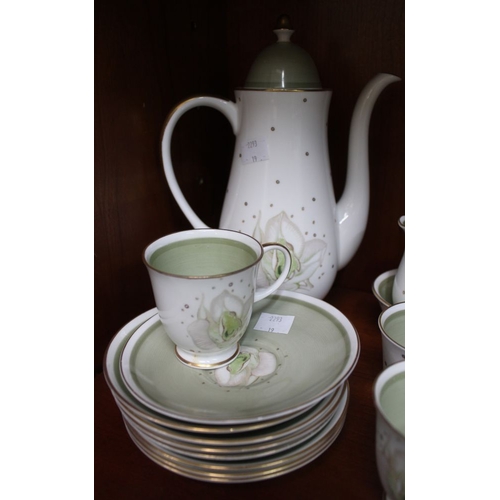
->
xmin=378 ymin=302 xmax=405 ymax=367
xmin=143 ymin=229 xmax=291 ymax=369
xmin=374 ymin=360 xmax=405 ymax=500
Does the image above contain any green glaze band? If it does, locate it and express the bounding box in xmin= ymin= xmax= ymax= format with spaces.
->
xmin=380 ymin=372 xmax=405 ymax=435
xmin=149 ymin=237 xmax=258 ymax=277
xmin=383 ymin=310 xmax=405 ymax=347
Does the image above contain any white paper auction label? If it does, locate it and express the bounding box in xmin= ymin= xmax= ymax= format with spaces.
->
xmin=253 ymin=313 xmax=295 ymax=334
xmin=240 ymin=137 xmax=269 ymax=165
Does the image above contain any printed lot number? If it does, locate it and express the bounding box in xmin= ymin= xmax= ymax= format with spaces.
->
xmin=253 ymin=313 xmax=295 ymax=334
xmin=240 ymin=137 xmax=270 ymax=165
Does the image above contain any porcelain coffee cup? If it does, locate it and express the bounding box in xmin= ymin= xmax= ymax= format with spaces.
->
xmin=143 ymin=228 xmax=292 ymax=369
xmin=378 ymin=302 xmax=405 ymax=367
xmin=374 ymin=360 xmax=405 ymax=500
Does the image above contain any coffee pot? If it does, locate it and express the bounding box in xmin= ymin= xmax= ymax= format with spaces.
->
xmin=161 ymin=15 xmax=400 ymax=299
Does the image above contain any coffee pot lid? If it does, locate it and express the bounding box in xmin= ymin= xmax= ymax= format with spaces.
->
xmin=244 ymin=15 xmax=322 ymax=90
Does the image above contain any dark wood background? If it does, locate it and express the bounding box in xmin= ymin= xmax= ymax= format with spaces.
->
xmin=95 ymin=0 xmax=404 ymax=374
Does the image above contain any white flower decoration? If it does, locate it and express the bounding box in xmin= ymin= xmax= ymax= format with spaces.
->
xmin=254 ymin=211 xmax=327 ymax=291
xmin=187 ymin=291 xmax=252 ymax=351
xmin=214 ymin=346 xmax=277 ymax=387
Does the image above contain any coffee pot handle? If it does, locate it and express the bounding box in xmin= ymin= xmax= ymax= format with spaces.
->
xmin=161 ymin=96 xmax=239 ymax=228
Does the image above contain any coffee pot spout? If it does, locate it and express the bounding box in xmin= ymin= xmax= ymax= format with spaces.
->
xmin=336 ymin=73 xmax=401 ymax=270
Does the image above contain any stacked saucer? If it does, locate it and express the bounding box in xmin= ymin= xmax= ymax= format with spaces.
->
xmin=104 ymin=290 xmax=360 ymax=483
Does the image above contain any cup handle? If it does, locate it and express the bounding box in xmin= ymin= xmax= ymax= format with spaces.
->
xmin=254 ymin=243 xmax=292 ymax=302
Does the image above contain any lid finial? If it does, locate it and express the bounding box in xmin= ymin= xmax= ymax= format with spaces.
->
xmin=243 ymin=15 xmax=321 ymax=90
xmin=275 ymin=14 xmax=292 ymax=30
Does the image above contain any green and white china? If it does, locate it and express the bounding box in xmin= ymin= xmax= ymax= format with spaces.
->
xmin=378 ymin=303 xmax=405 ymax=368
xmin=125 ymin=385 xmax=346 ymax=462
xmin=143 ymin=229 xmax=291 ymax=369
xmin=244 ymin=19 xmax=321 ymax=90
xmin=372 ymin=269 xmax=397 ymax=310
xmin=120 ymin=384 xmax=346 ymax=462
xmin=119 ymin=290 xmax=360 ymax=424
xmin=104 ymin=290 xmax=359 ymax=482
xmin=161 ymin=16 xmax=400 ymax=300
xmin=374 ymin=361 xmax=405 ymax=500
xmin=104 ymin=308 xmax=313 ymax=435
xmin=118 ymin=383 xmax=344 ymax=450
xmin=124 ymin=386 xmax=349 ymax=483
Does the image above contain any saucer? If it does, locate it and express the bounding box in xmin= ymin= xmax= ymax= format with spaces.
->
xmin=104 ymin=310 xmax=312 ymax=434
xmin=125 ymin=384 xmax=346 ymax=462
xmin=124 ymin=385 xmax=350 ymax=483
xmin=372 ymin=269 xmax=397 ymax=310
xmin=118 ymin=382 xmax=347 ymax=460
xmin=117 ymin=383 xmax=345 ymax=450
xmin=119 ymin=290 xmax=360 ymax=425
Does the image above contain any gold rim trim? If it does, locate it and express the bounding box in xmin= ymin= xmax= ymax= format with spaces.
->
xmin=378 ymin=303 xmax=405 ymax=349
xmin=143 ymin=229 xmax=265 ymax=280
xmin=373 ymin=364 xmax=405 ymax=439
xmin=123 ymin=385 xmax=346 ymax=456
xmin=112 ymin=386 xmax=309 ymax=434
xmin=175 ymin=344 xmax=240 ymax=369
xmin=372 ymin=270 xmax=397 ymax=308
xmin=122 ymin=385 xmax=349 ymax=482
xmin=119 ymin=385 xmax=343 ymax=449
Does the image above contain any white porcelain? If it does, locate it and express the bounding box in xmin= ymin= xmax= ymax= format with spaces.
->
xmin=123 ymin=385 xmax=350 ymax=483
xmin=378 ymin=302 xmax=405 ymax=368
xmin=392 ymin=216 xmax=405 ymax=303
xmin=125 ymin=385 xmax=346 ymax=462
xmin=104 ymin=302 xmax=359 ymax=483
xmin=374 ymin=361 xmax=405 ymax=500
xmin=119 ymin=290 xmax=360 ymax=425
xmin=104 ymin=309 xmax=316 ymax=435
xmin=161 ymin=22 xmax=400 ymax=300
xmin=143 ymin=229 xmax=291 ymax=369
xmin=119 ymin=384 xmax=345 ymax=452
xmin=372 ymin=269 xmax=397 ymax=311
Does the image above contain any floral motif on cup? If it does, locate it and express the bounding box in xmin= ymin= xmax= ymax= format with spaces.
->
xmin=377 ymin=427 xmax=405 ymax=499
xmin=186 ymin=291 xmax=252 ymax=351
xmin=253 ymin=211 xmax=327 ymax=292
xmin=213 ymin=346 xmax=277 ymax=387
